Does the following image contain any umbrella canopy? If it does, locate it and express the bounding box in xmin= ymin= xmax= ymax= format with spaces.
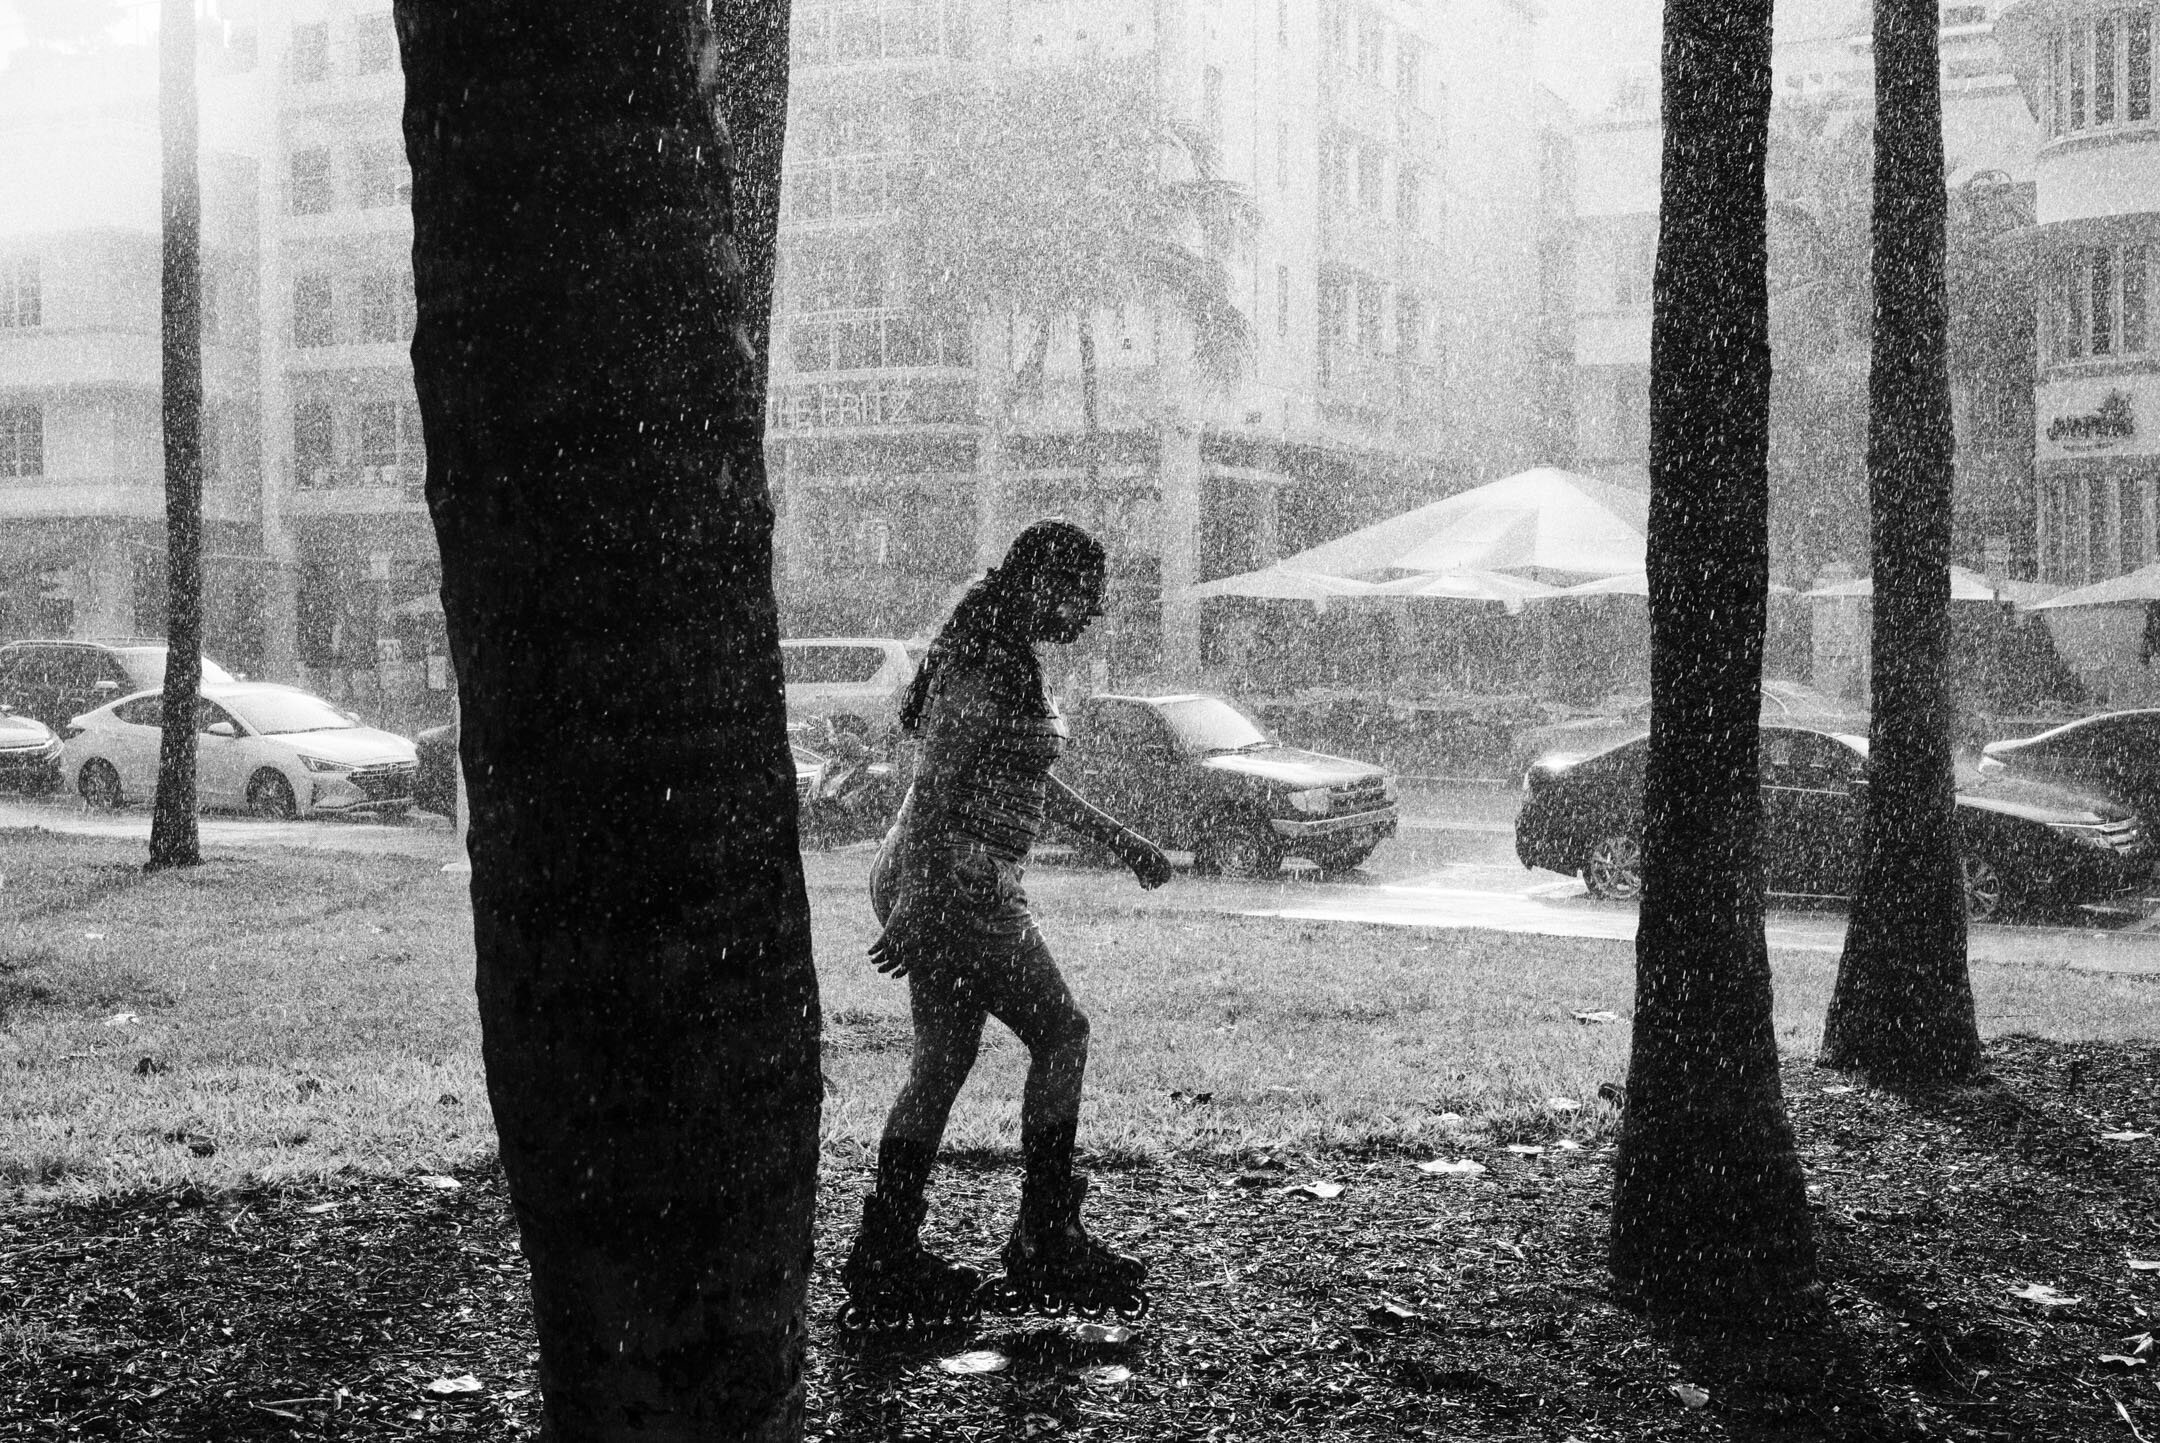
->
xmin=1274 ymin=467 xmax=1648 ymax=582
xmin=1184 ymin=566 xmax=1380 ymax=603
xmin=1365 ymin=569 xmax=1559 ymax=611
xmin=392 ymin=592 xmax=445 ymax=618
xmin=1804 ymin=564 xmax=2007 ymax=603
xmin=2022 ymin=561 xmax=2160 ymax=610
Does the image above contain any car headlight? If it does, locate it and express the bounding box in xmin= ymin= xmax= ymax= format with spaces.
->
xmin=2046 ymin=820 xmax=2116 ymax=849
xmin=1287 ymin=787 xmax=1331 ymax=816
xmin=1379 ymin=776 xmax=1397 ymax=803
xmin=298 ymin=755 xmax=351 ymax=774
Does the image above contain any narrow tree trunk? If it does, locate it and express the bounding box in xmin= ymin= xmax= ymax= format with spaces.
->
xmin=1818 ymin=0 xmax=1983 ymax=1083
xmin=148 ymin=0 xmax=202 ymax=873
xmin=1077 ymin=308 xmax=1100 ymax=487
xmin=1609 ymin=0 xmax=1817 ymax=1320
xmin=397 ymin=5 xmax=817 ymax=1440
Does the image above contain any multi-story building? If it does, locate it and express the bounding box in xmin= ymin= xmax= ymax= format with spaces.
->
xmin=0 ymin=33 xmax=269 ymax=664
xmin=1567 ymin=65 xmax=1655 ymax=489
xmin=769 ymin=0 xmax=1566 ymax=678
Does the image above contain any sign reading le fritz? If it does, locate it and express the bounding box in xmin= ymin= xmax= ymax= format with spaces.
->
xmin=770 ymin=380 xmax=978 ymax=432
xmin=2047 ymin=390 xmax=2137 ymax=450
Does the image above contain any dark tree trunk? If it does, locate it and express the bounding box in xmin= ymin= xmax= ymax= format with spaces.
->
xmin=396 ymin=5 xmax=817 ymax=1440
xmin=1609 ymin=0 xmax=1818 ymax=1319
xmin=1818 ymin=0 xmax=1984 ymax=1083
xmin=148 ymin=0 xmax=203 ymax=873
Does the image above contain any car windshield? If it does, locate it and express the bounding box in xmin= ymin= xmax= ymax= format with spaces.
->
xmin=1156 ymin=696 xmax=1275 ymax=754
xmin=224 ymin=692 xmax=360 ymax=736
xmin=116 ymin=649 xmax=235 ymax=690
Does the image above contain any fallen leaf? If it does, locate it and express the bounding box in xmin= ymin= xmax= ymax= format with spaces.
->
xmin=1555 ymin=1140 xmax=1584 ymax=1151
xmin=83 ymin=932 xmax=104 ymax=940
xmin=1670 ymin=1382 xmax=1710 ymax=1409
xmin=2011 ymin=1282 xmax=2080 ymax=1307
xmin=302 ymin=1202 xmax=339 ymax=1215
xmin=1072 ymin=1322 xmax=1135 ymax=1345
xmin=503 ymin=1389 xmax=531 ymax=1400
xmin=1418 ymin=1158 xmax=1487 ymax=1177
xmin=415 ymin=1175 xmax=462 ymax=1191
xmin=939 ymin=1350 xmax=1009 ymax=1375
xmin=102 ymin=1012 xmax=138 ymax=1027
xmin=1821 ymin=1085 xmax=1856 ymax=1095
xmin=1433 ymin=1111 xmax=1465 ymax=1125
xmin=2115 ymin=1332 xmax=2155 ymax=1357
xmin=1077 ymin=1364 xmax=1132 ymax=1386
xmin=423 ymin=1374 xmax=483 ymax=1395
xmin=1505 ymin=1144 xmax=1545 ymax=1156
xmin=2129 ymin=1260 xmax=2160 ymax=1272
xmin=2098 ymin=1353 xmax=2150 ymax=1370
xmin=1287 ymin=1180 xmax=1344 ymax=1199
xmin=2101 ymin=1130 xmax=2154 ymax=1142
xmin=1366 ymin=1300 xmax=1418 ymax=1327
xmin=1571 ymin=1010 xmax=1618 ymax=1025
xmin=1546 ymin=1096 xmax=1581 ymax=1111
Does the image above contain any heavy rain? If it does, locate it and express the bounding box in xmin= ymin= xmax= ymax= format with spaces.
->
xmin=1 ymin=1 xmax=2157 ymax=1439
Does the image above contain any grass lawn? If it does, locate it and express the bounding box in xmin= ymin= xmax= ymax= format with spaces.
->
xmin=5 ymin=829 xmax=2160 ymax=1194
xmin=5 ymin=830 xmax=2160 ymax=1440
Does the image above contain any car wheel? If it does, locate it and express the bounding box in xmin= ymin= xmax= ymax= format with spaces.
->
xmin=77 ymin=759 xmax=122 ymax=811
xmin=1961 ymin=853 xmax=2009 ymax=923
xmin=247 ymin=769 xmax=298 ymax=821
xmin=1199 ymin=820 xmax=1284 ymax=880
xmin=1316 ymin=841 xmax=1379 ymax=878
xmin=1584 ymin=832 xmax=1645 ymax=900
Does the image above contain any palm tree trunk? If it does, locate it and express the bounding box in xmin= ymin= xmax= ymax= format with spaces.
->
xmin=148 ymin=0 xmax=202 ymax=872
xmin=1609 ymin=0 xmax=1817 ymax=1319
xmin=1819 ymin=0 xmax=1983 ymax=1082
xmin=397 ymin=5 xmax=818 ymax=1440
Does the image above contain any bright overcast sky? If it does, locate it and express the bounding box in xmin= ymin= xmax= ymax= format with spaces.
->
xmin=1534 ymin=0 xmax=1663 ymax=103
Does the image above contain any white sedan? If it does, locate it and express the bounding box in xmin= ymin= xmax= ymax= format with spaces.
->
xmin=61 ymin=681 xmax=419 ymax=820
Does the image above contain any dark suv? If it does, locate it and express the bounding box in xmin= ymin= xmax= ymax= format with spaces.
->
xmin=0 ymin=640 xmax=237 ymax=731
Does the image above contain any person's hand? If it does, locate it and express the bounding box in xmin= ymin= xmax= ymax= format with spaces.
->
xmin=867 ymin=896 xmax=936 ymax=979
xmin=1125 ymin=836 xmax=1173 ymax=890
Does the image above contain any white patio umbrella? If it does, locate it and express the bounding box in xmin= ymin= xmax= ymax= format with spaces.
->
xmin=1275 ymin=466 xmax=1648 ymax=583
xmin=1557 ymin=571 xmax=1798 ymax=598
xmin=2021 ymin=561 xmax=2160 ymax=610
xmin=1365 ymin=569 xmax=1559 ymax=613
xmin=1181 ymin=565 xmax=1381 ymax=613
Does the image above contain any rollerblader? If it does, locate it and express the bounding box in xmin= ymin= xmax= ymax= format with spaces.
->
xmin=837 ymin=519 xmax=1170 ymax=1329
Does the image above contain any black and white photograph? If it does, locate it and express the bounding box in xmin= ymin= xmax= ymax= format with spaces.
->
xmin=1 ymin=0 xmax=2157 ymax=1437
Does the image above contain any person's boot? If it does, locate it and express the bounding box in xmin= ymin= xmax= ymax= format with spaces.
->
xmin=837 ymin=1190 xmax=980 ymax=1329
xmin=987 ymin=1173 xmax=1148 ymax=1319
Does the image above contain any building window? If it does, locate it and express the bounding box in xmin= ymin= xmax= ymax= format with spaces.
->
xmin=2057 ymin=244 xmax=2153 ymax=358
xmin=1397 ymin=167 xmax=1421 ymax=231
xmin=350 ymin=141 xmax=407 ymax=208
xmin=1203 ymin=66 xmax=1224 ymax=149
xmin=291 ymin=21 xmax=328 ymax=84
xmin=293 ymin=400 xmax=335 ymax=483
xmin=2054 ymin=10 xmax=2160 ymax=135
xmin=1321 ymin=133 xmax=1349 ymax=208
xmin=1397 ymin=291 xmax=1423 ymax=357
xmin=1356 ymin=280 xmax=1382 ymax=350
xmin=357 ymin=270 xmax=412 ymax=343
xmin=294 ymin=273 xmax=334 ymax=347
xmin=0 ymin=255 xmax=37 ymax=329
xmin=2134 ymin=12 xmax=2154 ymax=120
xmin=0 ymin=405 xmax=41 ymax=478
xmin=1276 ymin=264 xmax=1290 ymax=339
xmin=290 ymin=147 xmax=332 ymax=215
xmin=355 ymin=400 xmax=421 ymax=471
xmin=1355 ymin=10 xmax=1385 ymax=80
xmin=1278 ymin=0 xmax=1289 ymax=46
xmin=1318 ymin=273 xmax=1348 ymax=346
xmin=1325 ymin=4 xmax=1348 ymax=65
xmin=1356 ymin=144 xmax=1383 ymax=211
xmin=1397 ymin=40 xmax=1420 ymax=107
xmin=788 ymin=309 xmax=970 ymax=372
xmin=352 ymin=13 xmax=395 ymax=75
xmin=1276 ymin=119 xmax=1289 ymax=190
xmin=792 ymin=0 xmax=955 ymax=68
xmin=2124 ymin=477 xmax=2149 ymax=572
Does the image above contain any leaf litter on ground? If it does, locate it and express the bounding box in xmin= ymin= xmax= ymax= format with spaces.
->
xmin=1 ymin=1036 xmax=2157 ymax=1441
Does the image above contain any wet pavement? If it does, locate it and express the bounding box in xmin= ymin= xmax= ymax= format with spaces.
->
xmin=7 ymin=786 xmax=2159 ymax=974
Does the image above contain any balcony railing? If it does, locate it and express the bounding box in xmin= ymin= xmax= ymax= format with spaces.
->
xmin=783 ymin=156 xmax=927 ymax=225
xmin=293 ymin=463 xmax=424 ymax=501
xmin=786 ymin=307 xmax=973 ymax=373
xmin=792 ymin=1 xmax=968 ymax=69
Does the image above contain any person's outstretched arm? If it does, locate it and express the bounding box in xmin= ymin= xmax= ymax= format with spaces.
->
xmin=1045 ymin=775 xmax=1172 ymax=888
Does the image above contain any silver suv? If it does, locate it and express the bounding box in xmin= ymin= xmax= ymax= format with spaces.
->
xmin=780 ymin=637 xmax=916 ymax=741
xmin=0 ymin=640 xmax=236 ymax=731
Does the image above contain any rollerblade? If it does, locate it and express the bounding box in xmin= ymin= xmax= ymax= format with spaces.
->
xmin=980 ymin=1174 xmax=1149 ymax=1321
xmin=836 ymin=1191 xmax=981 ymax=1331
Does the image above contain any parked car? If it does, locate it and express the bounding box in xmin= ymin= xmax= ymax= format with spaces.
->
xmin=0 ymin=705 xmax=62 ymax=794
xmin=413 ymin=719 xmax=458 ymax=817
xmin=792 ymin=724 xmax=903 ymax=847
xmin=1515 ymin=723 xmax=2150 ymax=922
xmin=0 ymin=639 xmax=236 ymax=731
xmin=1510 ymin=678 xmax=1862 ymax=774
xmin=60 ymin=681 xmax=418 ymax=820
xmin=781 ymin=637 xmax=916 ymax=740
xmin=1055 ymin=692 xmax=1399 ymax=878
xmin=1982 ymin=709 xmax=2160 ymax=826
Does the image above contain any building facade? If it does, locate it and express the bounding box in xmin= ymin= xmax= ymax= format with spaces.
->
xmin=769 ymin=0 xmax=1570 ymax=678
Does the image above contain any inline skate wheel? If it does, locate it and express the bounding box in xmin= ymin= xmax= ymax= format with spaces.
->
xmin=835 ymin=1302 xmax=873 ymax=1332
xmin=1111 ymin=1290 xmax=1149 ymax=1322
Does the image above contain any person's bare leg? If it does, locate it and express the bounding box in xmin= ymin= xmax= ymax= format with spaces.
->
xmin=875 ymin=975 xmax=988 ymax=1201
xmin=971 ymin=931 xmax=1089 ymax=1213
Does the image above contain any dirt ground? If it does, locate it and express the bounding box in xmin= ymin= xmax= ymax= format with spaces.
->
xmin=1 ymin=1034 xmax=2155 ymax=1441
